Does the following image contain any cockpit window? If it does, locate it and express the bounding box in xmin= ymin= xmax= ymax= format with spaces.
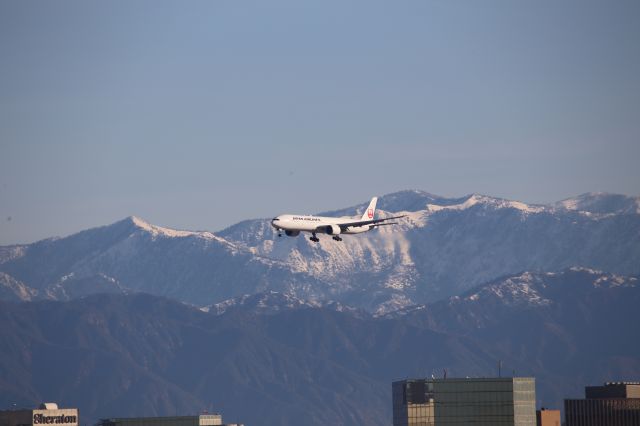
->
xmin=272 ymin=217 xmax=280 ymax=221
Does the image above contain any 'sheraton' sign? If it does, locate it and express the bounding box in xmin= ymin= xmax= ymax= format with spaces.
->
xmin=33 ymin=414 xmax=77 ymax=424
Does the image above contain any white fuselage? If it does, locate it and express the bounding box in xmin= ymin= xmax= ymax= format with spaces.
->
xmin=271 ymin=215 xmax=370 ymax=235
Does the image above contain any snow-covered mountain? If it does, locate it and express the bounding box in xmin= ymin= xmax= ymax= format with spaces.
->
xmin=218 ymin=190 xmax=640 ymax=311
xmin=1 ymin=191 xmax=639 ymax=312
xmin=385 ymin=268 xmax=639 ymax=327
xmin=555 ymin=192 xmax=640 ymax=215
xmin=0 ymin=216 xmax=328 ymax=306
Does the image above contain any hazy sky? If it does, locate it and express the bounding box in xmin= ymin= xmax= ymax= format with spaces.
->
xmin=1 ymin=0 xmax=639 ymax=244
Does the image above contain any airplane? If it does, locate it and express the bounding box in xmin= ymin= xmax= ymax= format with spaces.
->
xmin=270 ymin=197 xmax=405 ymax=242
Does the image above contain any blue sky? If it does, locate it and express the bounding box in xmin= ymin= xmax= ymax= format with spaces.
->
xmin=1 ymin=0 xmax=639 ymax=244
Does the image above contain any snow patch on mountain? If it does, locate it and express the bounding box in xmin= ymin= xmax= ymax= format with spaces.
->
xmin=383 ymin=268 xmax=640 ymax=321
xmin=555 ymin=193 xmax=640 ymax=215
xmin=569 ymin=266 xmax=602 ymax=274
xmin=427 ymin=194 xmax=546 ymax=214
xmin=206 ymin=291 xmax=315 ymax=314
xmin=592 ymin=273 xmax=637 ymax=288
xmin=0 ymin=246 xmax=26 ymax=265
xmin=388 ymin=269 xmax=638 ymax=316
xmin=0 ymin=272 xmax=38 ymax=301
xmin=130 ymin=216 xmax=201 ymax=238
xmin=129 ymin=216 xmax=241 ymax=252
xmin=392 ymin=210 xmax=430 ymax=228
xmin=374 ymin=293 xmax=417 ymax=316
xmin=206 ymin=290 xmax=366 ymax=317
xmin=464 ymin=272 xmax=552 ymax=307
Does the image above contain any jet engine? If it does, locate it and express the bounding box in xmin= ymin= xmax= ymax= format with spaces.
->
xmin=285 ymin=230 xmax=300 ymax=237
xmin=324 ymin=224 xmax=341 ymax=235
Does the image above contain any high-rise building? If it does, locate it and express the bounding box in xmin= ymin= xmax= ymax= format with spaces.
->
xmin=0 ymin=402 xmax=78 ymax=426
xmin=392 ymin=377 xmax=536 ymax=426
xmin=564 ymin=381 xmax=640 ymax=426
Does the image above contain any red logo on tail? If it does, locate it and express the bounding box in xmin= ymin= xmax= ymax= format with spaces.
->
xmin=367 ymin=208 xmax=374 ymax=219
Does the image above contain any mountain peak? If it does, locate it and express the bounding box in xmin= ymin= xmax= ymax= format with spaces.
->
xmin=461 ymin=270 xmax=552 ymax=307
xmin=458 ymin=268 xmax=638 ymax=309
xmin=127 ymin=216 xmax=214 ymax=239
xmin=424 ymin=193 xmax=545 ymax=214
xmin=129 ymin=215 xmax=152 ymax=229
xmin=555 ymin=192 xmax=640 ymax=215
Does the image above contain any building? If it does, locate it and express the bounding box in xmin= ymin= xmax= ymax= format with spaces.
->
xmin=392 ymin=377 xmax=536 ymax=426
xmin=98 ymin=414 xmax=242 ymax=426
xmin=0 ymin=403 xmax=78 ymax=426
xmin=392 ymin=379 xmax=435 ymax=425
xmin=585 ymin=382 xmax=640 ymax=399
xmin=536 ymin=408 xmax=560 ymax=426
xmin=564 ymin=381 xmax=640 ymax=426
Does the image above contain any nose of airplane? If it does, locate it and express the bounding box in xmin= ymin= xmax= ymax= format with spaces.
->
xmin=270 ymin=217 xmax=280 ymax=228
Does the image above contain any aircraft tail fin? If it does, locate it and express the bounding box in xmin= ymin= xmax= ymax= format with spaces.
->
xmin=361 ymin=197 xmax=378 ymax=220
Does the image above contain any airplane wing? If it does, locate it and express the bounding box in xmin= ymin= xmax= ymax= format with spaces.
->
xmin=336 ymin=215 xmax=406 ymax=231
xmin=368 ymin=222 xmax=399 ymax=228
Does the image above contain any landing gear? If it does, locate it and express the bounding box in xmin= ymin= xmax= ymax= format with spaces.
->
xmin=278 ymin=232 xmax=282 ymax=237
xmin=310 ymin=233 xmax=320 ymax=243
xmin=332 ymin=236 xmax=342 ymax=241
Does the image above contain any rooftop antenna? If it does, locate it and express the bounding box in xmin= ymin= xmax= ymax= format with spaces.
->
xmin=443 ymin=368 xmax=447 ymax=379
xmin=498 ymin=360 xmax=502 ymax=378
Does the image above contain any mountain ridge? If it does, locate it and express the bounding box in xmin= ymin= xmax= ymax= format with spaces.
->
xmin=1 ymin=268 xmax=638 ymax=425
xmin=1 ymin=190 xmax=638 ymax=312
